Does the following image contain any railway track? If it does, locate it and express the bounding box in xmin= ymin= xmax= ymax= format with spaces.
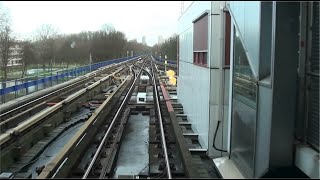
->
xmin=81 ymin=60 xmax=147 ymax=179
xmin=0 ymin=58 xmax=138 ymax=132
xmin=0 ymin=57 xmax=145 ymax=174
xmin=33 ymin=59 xmax=146 ymax=179
xmin=0 ymin=55 xmax=200 ymax=179
xmin=149 ymin=60 xmax=172 ymax=178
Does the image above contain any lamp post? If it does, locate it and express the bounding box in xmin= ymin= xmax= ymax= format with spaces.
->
xmin=70 ymin=41 xmax=76 ymax=78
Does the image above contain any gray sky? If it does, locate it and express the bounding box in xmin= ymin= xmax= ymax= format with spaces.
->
xmin=2 ymin=1 xmax=181 ymax=46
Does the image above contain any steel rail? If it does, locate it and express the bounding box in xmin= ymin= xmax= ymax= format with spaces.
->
xmin=0 ymin=57 xmax=140 ymax=120
xmin=82 ymin=58 xmax=147 ymax=179
xmin=0 ymin=77 xmax=85 ymax=119
xmin=0 ymin=63 xmax=123 ymax=119
xmin=150 ymin=60 xmax=172 ymax=179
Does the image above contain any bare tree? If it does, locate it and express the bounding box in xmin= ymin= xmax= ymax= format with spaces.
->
xmin=126 ymin=39 xmax=150 ymax=57
xmin=0 ymin=25 xmax=14 ymax=82
xmin=25 ymin=24 xmax=150 ymax=71
xmin=35 ymin=24 xmax=58 ymax=41
xmin=153 ymin=34 xmax=177 ymax=61
xmin=34 ymin=24 xmax=59 ymax=70
xmin=21 ymin=41 xmax=36 ymax=78
xmin=101 ymin=23 xmax=115 ymax=33
xmin=0 ymin=6 xmax=13 ymax=83
xmin=0 ymin=5 xmax=9 ymax=31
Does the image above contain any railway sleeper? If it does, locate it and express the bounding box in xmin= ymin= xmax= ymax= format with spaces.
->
xmin=41 ymin=79 xmax=131 ymax=178
xmin=0 ymin=73 xmax=129 ymax=173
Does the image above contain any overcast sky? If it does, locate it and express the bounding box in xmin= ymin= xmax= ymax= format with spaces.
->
xmin=2 ymin=1 xmax=182 ymax=46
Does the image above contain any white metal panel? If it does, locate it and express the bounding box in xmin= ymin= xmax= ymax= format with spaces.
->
xmin=210 ymin=70 xmax=222 ymax=105
xmin=211 ymin=1 xmax=226 ymax=14
xmin=196 ymin=65 xmax=210 ymax=149
xmin=224 ymin=69 xmax=230 ymax=104
xmin=223 ymin=69 xmax=230 ymax=151
xmin=210 ymin=14 xmax=223 ymax=69
xmin=179 ymin=28 xmax=193 ymax=64
xmin=227 ymin=17 xmax=235 ymax=154
xmin=137 ymin=92 xmax=147 ymax=104
xmin=223 ymin=105 xmax=229 ymax=151
xmin=208 ymin=69 xmax=230 ymax=157
xmin=177 ymin=61 xmax=210 ymax=149
xmin=255 ymin=85 xmax=272 ymax=177
xmin=213 ymin=157 xmax=245 ymax=179
xmin=208 ymin=69 xmax=220 ymax=157
xmin=177 ymin=0 xmax=230 ymax=153
xmin=208 ymin=2 xmax=230 ymax=157
xmin=209 ymin=104 xmax=222 ymax=157
xmin=295 ymin=144 xmax=320 ymax=179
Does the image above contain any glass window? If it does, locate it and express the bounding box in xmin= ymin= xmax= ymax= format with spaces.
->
xmin=203 ymin=52 xmax=207 ymax=65
xmin=193 ymin=12 xmax=208 ymax=66
xmin=233 ymin=26 xmax=257 ymax=109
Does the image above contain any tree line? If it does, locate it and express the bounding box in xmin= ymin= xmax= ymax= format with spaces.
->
xmin=20 ymin=24 xmax=152 ymax=78
xmin=0 ymin=5 xmax=177 ymax=82
xmin=151 ymin=35 xmax=178 ymax=61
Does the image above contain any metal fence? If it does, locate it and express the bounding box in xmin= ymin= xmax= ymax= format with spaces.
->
xmin=0 ymin=55 xmax=140 ymax=104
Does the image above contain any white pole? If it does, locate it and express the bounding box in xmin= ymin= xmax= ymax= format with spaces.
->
xmin=89 ymin=52 xmax=92 ymax=72
xmin=165 ymin=55 xmax=167 ymax=72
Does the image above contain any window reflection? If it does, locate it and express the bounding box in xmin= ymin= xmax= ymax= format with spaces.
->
xmin=233 ymin=26 xmax=257 ymax=109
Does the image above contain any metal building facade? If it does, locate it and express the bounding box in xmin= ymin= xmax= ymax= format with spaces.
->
xmin=178 ymin=1 xmax=319 ymax=179
xmin=226 ymin=1 xmax=318 ymax=178
xmin=177 ymin=1 xmax=230 ymax=157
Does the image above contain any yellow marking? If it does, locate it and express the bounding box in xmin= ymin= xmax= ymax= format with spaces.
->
xmin=166 ymin=69 xmax=176 ymax=85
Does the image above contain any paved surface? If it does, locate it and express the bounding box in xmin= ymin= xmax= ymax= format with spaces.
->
xmin=9 ymin=108 xmax=91 ymax=178
xmin=113 ymin=113 xmax=149 ymax=178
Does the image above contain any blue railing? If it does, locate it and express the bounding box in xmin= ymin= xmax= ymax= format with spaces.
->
xmin=0 ymin=55 xmax=141 ymax=96
xmin=152 ymin=55 xmax=177 ymax=65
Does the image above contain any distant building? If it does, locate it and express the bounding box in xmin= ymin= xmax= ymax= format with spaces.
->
xmin=142 ymin=36 xmax=146 ymax=45
xmin=8 ymin=44 xmax=23 ymax=67
xmin=158 ymin=35 xmax=164 ymax=44
xmin=0 ymin=42 xmax=23 ymax=67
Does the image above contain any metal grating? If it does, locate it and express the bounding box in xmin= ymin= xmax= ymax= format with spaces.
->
xmin=307 ymin=2 xmax=319 ymax=151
